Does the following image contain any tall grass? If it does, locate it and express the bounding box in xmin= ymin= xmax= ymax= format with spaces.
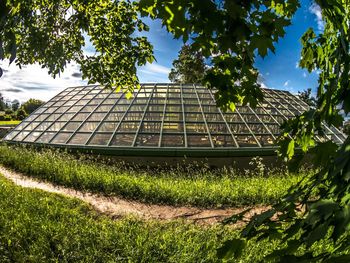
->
xmin=0 ymin=174 xmax=278 ymax=262
xmin=0 ymin=145 xmax=309 ymax=207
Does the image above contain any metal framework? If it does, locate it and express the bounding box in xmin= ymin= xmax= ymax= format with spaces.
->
xmin=4 ymin=84 xmax=346 ymax=154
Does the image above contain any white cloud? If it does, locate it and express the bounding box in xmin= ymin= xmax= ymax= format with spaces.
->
xmin=295 ymin=61 xmax=299 ymax=69
xmin=0 ymin=60 xmax=86 ymax=102
xmin=303 ymin=72 xmax=307 ymax=78
xmin=309 ymin=3 xmax=324 ymax=31
xmin=283 ymin=80 xmax=290 ymax=87
xmin=138 ymin=62 xmax=171 ymax=83
xmin=265 ymin=72 xmax=270 ymax=76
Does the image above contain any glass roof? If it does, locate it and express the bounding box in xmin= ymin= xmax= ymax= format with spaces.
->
xmin=4 ymin=84 xmax=346 ymax=150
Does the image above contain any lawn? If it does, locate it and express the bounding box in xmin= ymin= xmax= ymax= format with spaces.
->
xmin=0 ymin=120 xmax=21 ymax=126
xmin=0 ymin=145 xmax=309 ymax=207
xmin=0 ymin=173 xmax=277 ymax=262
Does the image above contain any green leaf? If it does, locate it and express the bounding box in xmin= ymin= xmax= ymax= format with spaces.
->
xmin=217 ymin=239 xmax=246 ymax=260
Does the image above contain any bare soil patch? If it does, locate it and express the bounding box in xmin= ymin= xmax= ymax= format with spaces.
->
xmin=0 ymin=166 xmax=270 ymax=225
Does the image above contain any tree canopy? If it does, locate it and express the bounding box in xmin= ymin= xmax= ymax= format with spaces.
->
xmin=1 ymin=0 xmax=350 ymax=261
xmin=168 ymin=44 xmax=207 ymax=84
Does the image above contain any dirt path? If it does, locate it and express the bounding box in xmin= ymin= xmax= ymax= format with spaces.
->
xmin=0 ymin=166 xmax=270 ymax=225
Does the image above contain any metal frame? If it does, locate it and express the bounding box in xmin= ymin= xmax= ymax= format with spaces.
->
xmin=4 ymin=83 xmax=346 ymax=153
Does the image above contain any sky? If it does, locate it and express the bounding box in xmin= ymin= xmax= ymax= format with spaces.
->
xmin=0 ymin=0 xmax=322 ymax=103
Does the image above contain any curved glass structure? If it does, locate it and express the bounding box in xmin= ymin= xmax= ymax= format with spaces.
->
xmin=3 ymin=83 xmax=346 ymax=157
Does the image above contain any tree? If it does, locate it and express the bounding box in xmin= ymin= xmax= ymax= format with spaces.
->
xmin=20 ymin=99 xmax=44 ymax=115
xmin=298 ymin=88 xmax=317 ymax=108
xmin=0 ymin=93 xmax=5 ymax=111
xmin=16 ymin=108 xmax=26 ymax=121
xmin=11 ymin=100 xmax=20 ymax=112
xmin=0 ymin=0 xmax=154 ymax=96
xmin=168 ymin=44 xmax=207 ymax=84
xmin=1 ymin=0 xmax=350 ymax=260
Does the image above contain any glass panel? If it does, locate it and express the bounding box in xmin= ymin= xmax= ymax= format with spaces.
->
xmin=256 ymin=135 xmax=275 ymax=146
xmin=212 ymin=135 xmax=236 ymax=147
xmin=13 ymin=131 xmax=30 ymax=141
xmin=79 ymin=122 xmax=99 ymax=132
xmin=69 ymin=133 xmax=91 ymax=145
xmin=24 ymin=114 xmax=38 ymax=122
xmin=72 ymin=113 xmax=90 ymax=121
xmin=187 ymin=134 xmax=211 ymax=147
xmin=135 ymin=133 xmax=160 ymax=146
xmin=123 ymin=112 xmax=143 ymax=121
xmin=140 ymin=122 xmax=161 ymax=133
xmin=35 ymin=114 xmax=49 ymax=121
xmin=95 ymin=104 xmax=114 ymax=112
xmin=186 ymin=123 xmax=207 ymax=133
xmin=57 ymin=113 xmax=75 ymax=122
xmin=148 ymin=105 xmax=164 ymax=112
xmin=223 ymin=114 xmax=241 ymax=123
xmin=162 ymin=122 xmax=183 ymax=133
xmin=66 ymin=105 xmax=83 ymax=113
xmin=75 ymin=99 xmax=89 ymax=106
xmin=48 ymin=122 xmax=66 ymax=131
xmin=35 ymin=122 xmax=51 ymax=131
xmin=51 ymin=132 xmax=73 ymax=144
xmin=207 ymin=123 xmax=229 ymax=134
xmin=166 ymin=105 xmax=182 ymax=112
xmin=46 ymin=113 xmax=62 ymax=121
xmin=87 ymin=112 xmax=107 ymax=121
xmin=63 ymin=122 xmax=82 ymax=132
xmin=105 ymin=112 xmax=124 ymax=121
xmin=89 ymin=133 xmax=113 ymax=145
xmin=161 ymin=134 xmax=184 ymax=147
xmin=37 ymin=132 xmax=56 ymax=143
xmin=185 ymin=113 xmax=203 ymax=122
xmin=97 ymin=122 xmax=119 ymax=132
xmin=110 ymin=133 xmax=135 ymax=146
xmin=235 ymin=135 xmax=258 ymax=147
xmin=117 ymin=122 xmax=139 ymax=132
xmin=4 ymin=130 xmax=20 ymax=140
xmin=23 ymin=132 xmax=42 ymax=142
xmin=24 ymin=122 xmax=40 ymax=130
xmin=81 ymin=105 xmax=97 ymax=112
xmin=144 ymin=112 xmax=163 ymax=121
xmin=164 ymin=112 xmax=182 ymax=122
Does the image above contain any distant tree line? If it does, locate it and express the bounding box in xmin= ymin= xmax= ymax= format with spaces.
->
xmin=0 ymin=93 xmax=44 ymax=121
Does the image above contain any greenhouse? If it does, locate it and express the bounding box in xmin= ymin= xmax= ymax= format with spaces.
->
xmin=3 ymin=84 xmax=346 ymax=162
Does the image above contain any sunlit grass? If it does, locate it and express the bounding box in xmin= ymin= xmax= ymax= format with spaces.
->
xmin=0 ymin=173 xmax=279 ymax=262
xmin=0 ymin=145 xmax=310 ymax=207
xmin=0 ymin=120 xmax=21 ymax=126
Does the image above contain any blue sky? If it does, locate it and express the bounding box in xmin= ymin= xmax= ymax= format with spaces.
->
xmin=0 ymin=0 xmax=322 ymax=102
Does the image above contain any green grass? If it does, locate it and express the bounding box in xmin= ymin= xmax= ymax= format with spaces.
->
xmin=0 ymin=120 xmax=21 ymax=126
xmin=0 ymin=173 xmax=278 ymax=262
xmin=0 ymin=145 xmax=309 ymax=208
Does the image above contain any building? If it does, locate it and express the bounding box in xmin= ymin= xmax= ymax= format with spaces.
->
xmin=3 ymin=84 xmax=346 ymax=167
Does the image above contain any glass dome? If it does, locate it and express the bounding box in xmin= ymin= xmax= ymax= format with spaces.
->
xmin=3 ymin=83 xmax=345 ymax=157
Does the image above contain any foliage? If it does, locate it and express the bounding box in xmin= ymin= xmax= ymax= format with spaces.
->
xmin=15 ymin=107 xmax=26 ymax=120
xmin=138 ymin=0 xmax=299 ymax=110
xmin=20 ymin=98 xmax=44 ymax=115
xmin=11 ymin=99 xmax=19 ymax=111
xmin=168 ymin=44 xmax=207 ymax=84
xmin=218 ymin=1 xmax=350 ymax=261
xmin=0 ymin=93 xmax=5 ymax=111
xmin=0 ymin=0 xmax=154 ymax=94
xmin=298 ymin=88 xmax=317 ymax=108
xmin=0 ymin=145 xmax=303 ymax=208
xmin=343 ymin=121 xmax=350 ymax=135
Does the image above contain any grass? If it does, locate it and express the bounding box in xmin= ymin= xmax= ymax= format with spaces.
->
xmin=0 ymin=173 xmax=278 ymax=262
xmin=0 ymin=145 xmax=309 ymax=208
xmin=0 ymin=120 xmax=21 ymax=126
